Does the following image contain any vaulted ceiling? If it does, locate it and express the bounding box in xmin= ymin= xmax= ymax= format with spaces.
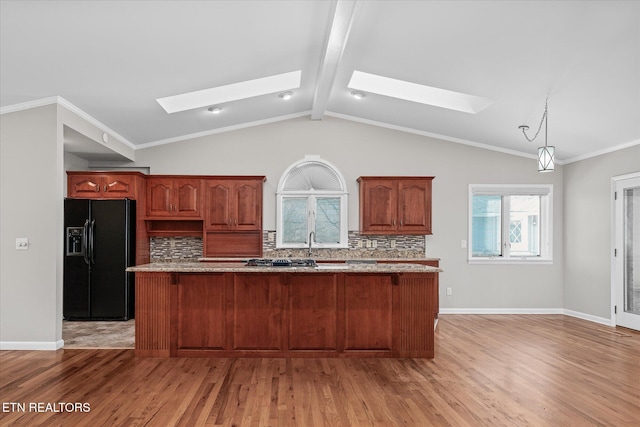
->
xmin=1 ymin=1 xmax=638 ymax=163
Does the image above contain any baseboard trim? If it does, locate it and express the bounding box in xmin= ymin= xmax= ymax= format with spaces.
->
xmin=439 ymin=308 xmax=613 ymax=326
xmin=440 ymin=308 xmax=564 ymax=315
xmin=562 ymin=309 xmax=613 ymax=326
xmin=0 ymin=340 xmax=64 ymax=351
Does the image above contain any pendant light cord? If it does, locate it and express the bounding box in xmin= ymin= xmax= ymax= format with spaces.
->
xmin=520 ymin=98 xmax=548 ymax=145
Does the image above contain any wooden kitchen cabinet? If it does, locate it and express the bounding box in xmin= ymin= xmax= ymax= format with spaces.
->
xmin=135 ymin=268 xmax=438 ymax=358
xmin=344 ymin=274 xmax=393 ymax=351
xmin=203 ymin=177 xmax=265 ymax=258
xmin=146 ymin=177 xmax=202 ymax=218
xmin=67 ymin=171 xmax=149 ymax=265
xmin=232 ymin=273 xmax=283 ymax=350
xmin=287 ymin=274 xmax=338 ymax=351
xmin=177 ymin=273 xmax=227 ymax=350
xmin=204 ymin=178 xmax=264 ymax=231
xmin=67 ymin=172 xmax=145 ymax=199
xmin=358 ymin=176 xmax=434 ymax=235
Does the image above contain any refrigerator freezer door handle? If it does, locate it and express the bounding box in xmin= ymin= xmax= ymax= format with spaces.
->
xmin=89 ymin=219 xmax=96 ymax=264
xmin=82 ymin=219 xmax=90 ymax=265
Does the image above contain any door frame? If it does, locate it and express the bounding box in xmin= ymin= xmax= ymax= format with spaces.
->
xmin=610 ymin=171 xmax=640 ymax=328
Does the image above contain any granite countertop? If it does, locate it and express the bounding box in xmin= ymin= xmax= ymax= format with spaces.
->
xmin=127 ymin=262 xmax=442 ymax=273
xmin=197 ymin=257 xmax=440 ymax=262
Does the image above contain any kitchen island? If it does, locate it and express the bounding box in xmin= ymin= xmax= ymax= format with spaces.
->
xmin=128 ymin=262 xmax=441 ymax=358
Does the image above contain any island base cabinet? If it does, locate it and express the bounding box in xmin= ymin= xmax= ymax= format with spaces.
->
xmin=288 ymin=274 xmax=339 ymax=351
xmin=344 ymin=275 xmax=393 ymax=351
xmin=135 ymin=272 xmax=172 ymax=358
xmin=395 ymin=274 xmax=436 ymax=357
xmin=177 ymin=274 xmax=226 ymax=350
xmin=135 ymin=271 xmax=436 ymax=358
xmin=233 ymin=274 xmax=283 ymax=351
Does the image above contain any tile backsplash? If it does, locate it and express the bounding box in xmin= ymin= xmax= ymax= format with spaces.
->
xmin=150 ymin=236 xmax=203 ymax=261
xmin=150 ymin=230 xmax=426 ymax=261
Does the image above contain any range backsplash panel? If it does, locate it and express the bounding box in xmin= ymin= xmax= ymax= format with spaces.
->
xmin=150 ymin=231 xmax=426 ymax=261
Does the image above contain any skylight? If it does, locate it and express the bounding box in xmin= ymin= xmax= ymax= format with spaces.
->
xmin=348 ymin=70 xmax=493 ymax=114
xmin=156 ymin=70 xmax=302 ymax=114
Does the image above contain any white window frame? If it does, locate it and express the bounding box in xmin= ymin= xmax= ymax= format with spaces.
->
xmin=468 ymin=184 xmax=553 ymax=264
xmin=276 ymin=156 xmax=349 ymax=249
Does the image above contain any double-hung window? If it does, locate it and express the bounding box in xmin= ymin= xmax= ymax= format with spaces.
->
xmin=469 ymin=184 xmax=553 ymax=264
xmin=277 ymin=156 xmax=348 ymax=249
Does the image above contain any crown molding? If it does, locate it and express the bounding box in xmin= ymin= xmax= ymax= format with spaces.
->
xmin=562 ymin=139 xmax=640 ymax=164
xmin=324 ymin=111 xmax=552 ymax=163
xmin=136 ymin=110 xmax=311 ymax=149
xmin=1 ymin=96 xmax=136 ymax=150
xmin=0 ymin=96 xmax=59 ymax=114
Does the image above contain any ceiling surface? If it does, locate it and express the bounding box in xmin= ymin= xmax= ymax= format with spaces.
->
xmin=1 ymin=0 xmax=639 ymax=162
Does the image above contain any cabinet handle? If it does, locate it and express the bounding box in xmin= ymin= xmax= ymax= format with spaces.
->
xmin=103 ymin=185 xmax=107 ymax=192
xmin=393 ymin=219 xmax=396 ymax=226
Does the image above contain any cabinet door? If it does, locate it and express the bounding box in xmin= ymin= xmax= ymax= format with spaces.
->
xmin=204 ymin=180 xmax=233 ymax=230
xmin=146 ymin=178 xmax=173 ymax=217
xmin=68 ymin=174 xmax=101 ymax=198
xmin=101 ymin=174 xmax=136 ymax=199
xmin=360 ymin=180 xmax=397 ymax=233
xmin=344 ymin=274 xmax=393 ymax=351
xmin=397 ymin=179 xmax=432 ymax=234
xmin=233 ymin=274 xmax=283 ymax=350
xmin=234 ymin=180 xmax=262 ymax=230
xmin=288 ymin=274 xmax=338 ymax=350
xmin=177 ymin=274 xmax=226 ymax=350
xmin=174 ymin=179 xmax=201 ymax=217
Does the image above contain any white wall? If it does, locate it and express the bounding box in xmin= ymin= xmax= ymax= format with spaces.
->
xmin=0 ymin=101 xmax=133 ymax=349
xmin=0 ymin=105 xmax=64 ymax=349
xmin=564 ymin=145 xmax=640 ymax=320
xmin=133 ymin=116 xmax=565 ymax=311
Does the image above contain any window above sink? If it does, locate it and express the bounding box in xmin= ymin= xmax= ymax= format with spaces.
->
xmin=276 ymin=156 xmax=348 ymax=249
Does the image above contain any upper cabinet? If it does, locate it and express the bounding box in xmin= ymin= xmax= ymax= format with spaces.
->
xmin=67 ymin=172 xmax=145 ymax=199
xmin=203 ymin=177 xmax=265 ymax=258
xmin=146 ymin=177 xmax=202 ymax=218
xmin=204 ymin=178 xmax=264 ymax=231
xmin=358 ymin=176 xmax=434 ymax=235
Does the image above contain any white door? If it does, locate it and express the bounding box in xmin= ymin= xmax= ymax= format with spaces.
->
xmin=614 ymin=174 xmax=640 ymax=331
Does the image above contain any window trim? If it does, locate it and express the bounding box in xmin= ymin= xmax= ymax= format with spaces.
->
xmin=468 ymin=184 xmax=553 ymax=265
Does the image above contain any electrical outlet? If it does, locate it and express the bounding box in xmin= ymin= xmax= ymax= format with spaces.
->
xmin=390 ymin=239 xmax=396 ymax=248
xmin=461 ymin=240 xmax=467 ymax=249
xmin=268 ymin=232 xmax=275 ymax=242
xmin=16 ymin=237 xmax=29 ymax=250
xmin=366 ymin=239 xmax=372 ymax=248
xmin=358 ymin=240 xmax=364 ymax=248
xmin=446 ymin=287 xmax=452 ymax=296
xmin=371 ymin=240 xmax=377 ymax=248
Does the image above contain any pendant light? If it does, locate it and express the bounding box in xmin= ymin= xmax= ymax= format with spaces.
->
xmin=519 ymin=99 xmax=555 ymax=172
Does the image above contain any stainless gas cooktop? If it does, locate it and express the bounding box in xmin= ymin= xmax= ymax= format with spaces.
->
xmin=245 ymin=258 xmax=317 ymax=267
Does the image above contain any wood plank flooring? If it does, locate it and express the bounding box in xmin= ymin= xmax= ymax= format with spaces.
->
xmin=1 ymin=315 xmax=639 ymax=426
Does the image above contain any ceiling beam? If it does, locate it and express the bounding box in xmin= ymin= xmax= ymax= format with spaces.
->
xmin=311 ymin=0 xmax=359 ymax=120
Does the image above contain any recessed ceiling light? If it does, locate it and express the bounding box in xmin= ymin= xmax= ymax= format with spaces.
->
xmin=207 ymin=106 xmax=223 ymax=114
xmin=157 ymin=70 xmax=302 ymax=114
xmin=279 ymin=91 xmax=293 ymax=100
xmin=350 ymin=90 xmax=366 ymax=100
xmin=348 ymin=70 xmax=493 ymax=114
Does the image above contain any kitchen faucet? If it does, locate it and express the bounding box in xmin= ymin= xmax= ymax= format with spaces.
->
xmin=308 ymin=231 xmax=315 ymax=257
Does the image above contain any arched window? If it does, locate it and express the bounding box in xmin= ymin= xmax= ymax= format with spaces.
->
xmin=276 ymin=156 xmax=348 ymax=249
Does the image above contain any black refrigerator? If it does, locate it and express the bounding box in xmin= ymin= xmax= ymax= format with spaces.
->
xmin=63 ymin=198 xmax=136 ymax=320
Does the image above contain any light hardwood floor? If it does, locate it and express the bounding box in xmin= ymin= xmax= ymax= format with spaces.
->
xmin=1 ymin=315 xmax=639 ymax=426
